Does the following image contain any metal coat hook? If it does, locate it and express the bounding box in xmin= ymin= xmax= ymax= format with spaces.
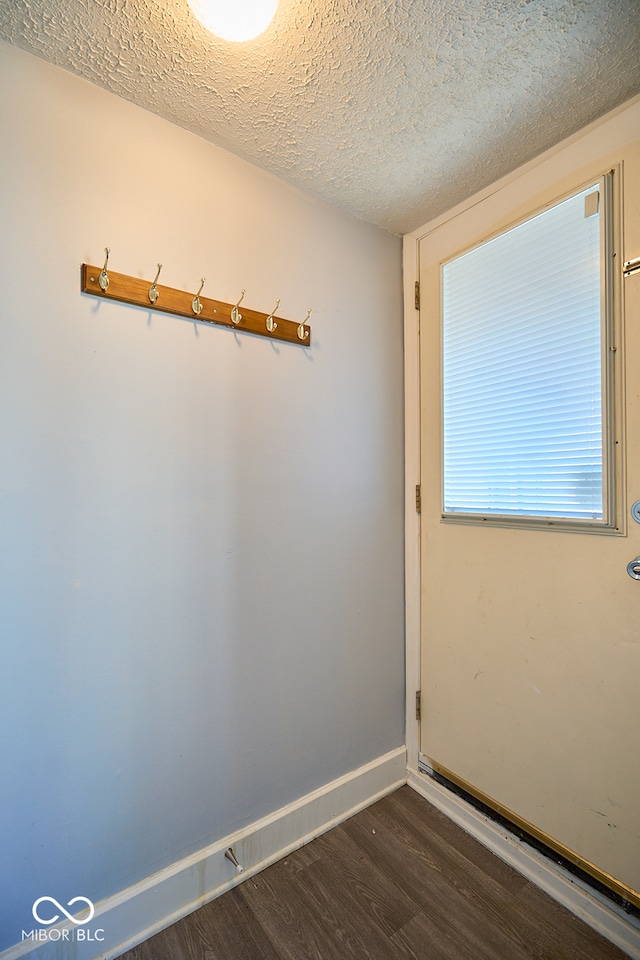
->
xmin=148 ymin=264 xmax=162 ymax=305
xmin=297 ymin=309 xmax=312 ymax=341
xmin=98 ymin=248 xmax=110 ymax=291
xmin=266 ymin=299 xmax=280 ymax=333
xmin=231 ymin=289 xmax=245 ymax=326
xmin=192 ymin=278 xmax=205 ymax=316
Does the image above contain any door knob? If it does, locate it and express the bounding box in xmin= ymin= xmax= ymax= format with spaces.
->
xmin=627 ymin=557 xmax=640 ymax=580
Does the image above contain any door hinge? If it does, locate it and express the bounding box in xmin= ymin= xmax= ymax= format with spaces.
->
xmin=415 ymin=483 xmax=421 ymax=514
xmin=415 ymin=690 xmax=422 ymax=721
xmin=414 ymin=281 xmax=420 ymax=311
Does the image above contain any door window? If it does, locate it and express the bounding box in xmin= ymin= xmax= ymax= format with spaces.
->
xmin=442 ymin=177 xmax=615 ymax=528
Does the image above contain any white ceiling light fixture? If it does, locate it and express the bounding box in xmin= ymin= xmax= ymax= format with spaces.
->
xmin=187 ymin=0 xmax=279 ymax=42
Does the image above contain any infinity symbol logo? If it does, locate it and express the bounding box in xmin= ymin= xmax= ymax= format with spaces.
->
xmin=32 ymin=896 xmax=95 ymax=925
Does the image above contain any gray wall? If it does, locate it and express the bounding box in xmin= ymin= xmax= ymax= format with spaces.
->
xmin=0 ymin=41 xmax=405 ymax=947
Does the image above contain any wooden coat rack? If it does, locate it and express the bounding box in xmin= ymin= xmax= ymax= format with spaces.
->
xmin=81 ymin=250 xmax=312 ymax=346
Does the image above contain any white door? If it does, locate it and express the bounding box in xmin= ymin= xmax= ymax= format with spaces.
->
xmin=419 ymin=120 xmax=640 ymax=905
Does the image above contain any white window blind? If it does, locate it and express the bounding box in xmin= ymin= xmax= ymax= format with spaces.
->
xmin=442 ymin=182 xmax=606 ymax=522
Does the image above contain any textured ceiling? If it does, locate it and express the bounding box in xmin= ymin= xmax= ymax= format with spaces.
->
xmin=1 ymin=0 xmax=639 ymax=234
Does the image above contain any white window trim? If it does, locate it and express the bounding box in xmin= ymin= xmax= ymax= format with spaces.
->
xmin=437 ymin=168 xmax=624 ymax=536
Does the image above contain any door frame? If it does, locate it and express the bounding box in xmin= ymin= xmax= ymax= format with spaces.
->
xmin=403 ymin=228 xmax=421 ymax=775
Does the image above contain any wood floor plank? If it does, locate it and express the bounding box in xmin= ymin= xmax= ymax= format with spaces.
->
xmin=342 ymin=797 xmax=543 ymax=958
xmin=371 ymin=788 xmax=529 ymax=899
xmin=385 ymin=785 xmax=530 ymax=892
xmin=176 ymin=887 xmax=282 ymax=960
xmin=307 ymin=823 xmax=420 ymax=936
xmin=380 ymin=789 xmax=629 ymax=960
xmin=391 ymin=910 xmax=501 ymax=960
xmin=513 ymin=878 xmax=631 ymax=960
xmin=125 ymin=919 xmax=184 ymax=960
xmin=355 ymin=790 xmax=628 ymax=960
xmin=124 ymin=887 xmax=281 ymax=960
xmin=294 ymin=818 xmax=528 ymax=960
xmin=116 ymin=785 xmax=632 ymax=960
xmin=239 ymin=860 xmax=369 ymax=960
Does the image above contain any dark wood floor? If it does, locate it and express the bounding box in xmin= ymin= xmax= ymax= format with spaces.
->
xmin=119 ymin=786 xmax=630 ymax=960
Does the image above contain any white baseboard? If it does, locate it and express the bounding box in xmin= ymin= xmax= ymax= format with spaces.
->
xmin=2 ymin=747 xmax=407 ymax=960
xmin=408 ymin=767 xmax=640 ymax=960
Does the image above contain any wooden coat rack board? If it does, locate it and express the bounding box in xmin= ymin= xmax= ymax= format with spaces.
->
xmin=81 ymin=252 xmax=312 ymax=346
